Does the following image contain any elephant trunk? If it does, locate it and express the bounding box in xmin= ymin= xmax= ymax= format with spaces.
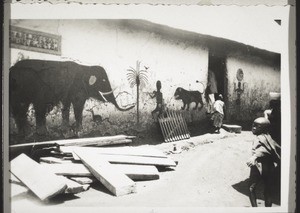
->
xmin=102 ymin=92 xmax=135 ymax=111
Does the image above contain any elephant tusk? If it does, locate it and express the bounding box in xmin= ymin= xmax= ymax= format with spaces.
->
xmin=101 ymin=91 xmax=113 ymax=95
xmin=98 ymin=91 xmax=108 ymax=102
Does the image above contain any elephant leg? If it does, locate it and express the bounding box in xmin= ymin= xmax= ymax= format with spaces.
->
xmin=35 ymin=103 xmax=47 ymax=135
xmin=194 ymin=102 xmax=199 ymax=110
xmin=181 ymin=103 xmax=186 ymax=110
xmin=73 ymin=100 xmax=85 ymax=131
xmin=11 ymin=102 xmax=29 ymax=136
xmin=61 ymin=101 xmax=71 ymax=128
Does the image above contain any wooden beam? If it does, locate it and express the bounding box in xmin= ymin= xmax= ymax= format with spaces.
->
xmin=10 ymin=182 xmax=29 ymax=197
xmin=73 ymin=152 xmax=177 ymax=167
xmin=70 ymin=177 xmax=96 ymax=185
xmin=10 ymin=154 xmax=67 ymax=201
xmin=74 ymin=150 xmax=136 ymax=196
xmin=59 ymin=177 xmax=90 ymax=194
xmin=10 ymin=135 xmax=135 ymax=149
xmin=60 ymin=146 xmax=167 ymax=158
xmin=39 ymin=163 xmax=160 ymax=180
xmin=39 ymin=156 xmax=73 ymax=164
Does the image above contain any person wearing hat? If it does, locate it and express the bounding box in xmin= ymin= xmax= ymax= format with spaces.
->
xmin=247 ymin=117 xmax=281 ymax=207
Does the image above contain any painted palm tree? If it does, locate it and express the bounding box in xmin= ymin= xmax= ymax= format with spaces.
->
xmin=127 ymin=61 xmax=149 ymax=124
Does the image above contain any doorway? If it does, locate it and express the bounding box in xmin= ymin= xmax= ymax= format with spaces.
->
xmin=207 ymin=52 xmax=228 ymax=113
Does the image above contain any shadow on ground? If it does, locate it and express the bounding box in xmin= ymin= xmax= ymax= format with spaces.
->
xmin=232 ymin=177 xmax=280 ymax=206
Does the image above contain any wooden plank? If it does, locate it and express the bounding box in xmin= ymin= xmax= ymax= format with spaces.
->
xmin=40 ymin=162 xmax=160 ymax=180
xmin=74 ymin=150 xmax=137 ymax=196
xmin=10 ymin=154 xmax=67 ymax=201
xmin=11 ymin=169 xmax=89 ymax=195
xmin=10 ymin=182 xmax=29 ymax=197
xmin=60 ymin=146 xmax=167 ymax=158
xmin=10 ymin=173 xmax=29 ymax=197
xmin=73 ymin=153 xmax=177 ymax=167
xmin=70 ymin=177 xmax=96 ymax=184
xmin=10 ymin=135 xmax=135 ymax=148
xmin=39 ymin=156 xmax=73 ymax=164
xmin=59 ymin=176 xmax=90 ymax=194
xmin=222 ymin=124 xmax=242 ymax=133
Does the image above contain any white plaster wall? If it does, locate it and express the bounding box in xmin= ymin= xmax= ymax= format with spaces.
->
xmin=226 ymin=55 xmax=280 ymax=121
xmin=10 ymin=20 xmax=209 ymax=135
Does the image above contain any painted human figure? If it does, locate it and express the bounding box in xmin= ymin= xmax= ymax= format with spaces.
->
xmin=234 ymin=69 xmax=245 ymax=105
xmin=206 ymin=70 xmax=218 ymax=114
xmin=149 ymin=80 xmax=163 ymax=119
xmin=247 ymin=117 xmax=281 ymax=207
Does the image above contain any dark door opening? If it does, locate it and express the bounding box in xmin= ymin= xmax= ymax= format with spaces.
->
xmin=208 ymin=52 xmax=227 ymax=97
xmin=207 ymin=52 xmax=228 ymax=115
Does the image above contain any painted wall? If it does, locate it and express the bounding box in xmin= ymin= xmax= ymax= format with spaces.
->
xmin=10 ymin=20 xmax=209 ymax=137
xmin=226 ymin=54 xmax=280 ymax=122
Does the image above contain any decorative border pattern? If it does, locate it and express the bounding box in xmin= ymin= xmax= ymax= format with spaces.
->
xmin=10 ymin=26 xmax=61 ymax=55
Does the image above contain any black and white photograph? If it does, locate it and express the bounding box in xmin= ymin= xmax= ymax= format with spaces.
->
xmin=2 ymin=1 xmax=296 ymax=213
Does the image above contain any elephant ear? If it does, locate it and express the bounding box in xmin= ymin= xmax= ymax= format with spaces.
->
xmin=89 ymin=75 xmax=97 ymax=85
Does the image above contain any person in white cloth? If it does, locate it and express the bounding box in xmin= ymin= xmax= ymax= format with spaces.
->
xmin=211 ymin=94 xmax=225 ymax=134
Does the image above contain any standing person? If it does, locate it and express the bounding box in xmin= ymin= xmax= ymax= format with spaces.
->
xmin=206 ymin=70 xmax=218 ymax=114
xmin=211 ymin=94 xmax=225 ymax=133
xmin=149 ymin=80 xmax=163 ymax=119
xmin=247 ymin=117 xmax=281 ymax=207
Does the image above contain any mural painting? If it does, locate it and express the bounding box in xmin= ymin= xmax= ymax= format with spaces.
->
xmin=234 ymin=68 xmax=245 ymax=106
xmin=126 ymin=60 xmax=149 ymax=124
xmin=9 ymin=59 xmax=135 ymax=137
xmin=10 ymin=26 xmax=61 ymax=56
xmin=174 ymin=87 xmax=204 ymax=111
xmin=148 ymin=80 xmax=164 ymax=119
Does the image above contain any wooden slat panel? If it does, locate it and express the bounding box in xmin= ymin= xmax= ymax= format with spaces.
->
xmin=74 ymin=150 xmax=136 ymax=196
xmin=10 ymin=154 xmax=67 ymax=201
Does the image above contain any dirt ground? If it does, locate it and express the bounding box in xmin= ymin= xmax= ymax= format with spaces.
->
xmin=10 ymin=129 xmax=281 ymax=212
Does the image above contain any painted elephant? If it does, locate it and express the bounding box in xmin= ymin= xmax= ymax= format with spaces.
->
xmin=9 ymin=59 xmax=135 ymax=135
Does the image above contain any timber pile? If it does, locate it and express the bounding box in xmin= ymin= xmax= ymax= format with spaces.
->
xmin=9 ymin=135 xmax=177 ymax=201
xmin=158 ymin=110 xmax=190 ymax=142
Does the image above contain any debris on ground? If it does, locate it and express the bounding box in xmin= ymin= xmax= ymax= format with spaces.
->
xmin=9 ymin=134 xmax=177 ymax=201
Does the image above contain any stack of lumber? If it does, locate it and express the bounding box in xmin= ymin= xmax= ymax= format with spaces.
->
xmin=9 ymin=135 xmax=177 ymax=201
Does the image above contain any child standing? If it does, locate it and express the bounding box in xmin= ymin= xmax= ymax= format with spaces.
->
xmin=211 ymin=94 xmax=225 ymax=133
xmin=247 ymin=117 xmax=281 ymax=207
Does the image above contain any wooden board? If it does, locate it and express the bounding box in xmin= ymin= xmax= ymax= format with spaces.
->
xmin=74 ymin=150 xmax=136 ymax=196
xmin=59 ymin=176 xmax=90 ymax=194
xmin=10 ymin=154 xmax=68 ymax=201
xmin=10 ymin=135 xmax=135 ymax=148
xmin=40 ymin=163 xmax=160 ymax=180
xmin=10 ymin=182 xmax=29 ymax=197
xmin=73 ymin=152 xmax=177 ymax=167
xmin=70 ymin=177 xmax=96 ymax=184
xmin=222 ymin=124 xmax=242 ymax=133
xmin=39 ymin=156 xmax=73 ymax=164
xmin=60 ymin=146 xmax=167 ymax=158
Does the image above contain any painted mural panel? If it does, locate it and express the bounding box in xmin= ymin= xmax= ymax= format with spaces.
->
xmin=226 ymin=56 xmax=280 ymax=122
xmin=9 ymin=19 xmax=209 ymax=143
